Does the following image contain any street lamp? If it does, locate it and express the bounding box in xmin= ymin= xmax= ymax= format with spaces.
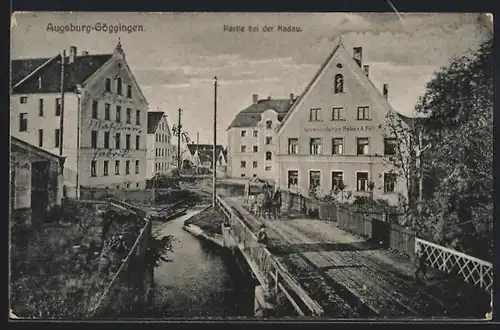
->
xmin=75 ymin=84 xmax=82 ymax=199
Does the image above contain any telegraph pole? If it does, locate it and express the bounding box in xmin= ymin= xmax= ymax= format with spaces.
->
xmin=59 ymin=49 xmax=66 ymax=158
xmin=196 ymin=132 xmax=200 ymax=174
xmin=212 ymin=76 xmax=218 ymax=206
xmin=177 ymin=108 xmax=182 ymax=170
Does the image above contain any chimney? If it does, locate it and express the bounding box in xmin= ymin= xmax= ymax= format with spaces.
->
xmin=69 ymin=46 xmax=77 ymax=63
xmin=363 ymin=65 xmax=369 ymax=77
xmin=290 ymin=93 xmax=294 ymax=103
xmin=383 ymin=83 xmax=389 ymax=99
xmin=81 ymin=50 xmax=89 ymax=56
xmin=353 ymin=47 xmax=363 ymax=67
xmin=252 ymin=94 xmax=258 ymax=104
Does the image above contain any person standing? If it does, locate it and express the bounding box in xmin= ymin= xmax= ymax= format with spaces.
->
xmin=414 ymin=250 xmax=428 ymax=281
xmin=257 ymin=224 xmax=268 ymax=246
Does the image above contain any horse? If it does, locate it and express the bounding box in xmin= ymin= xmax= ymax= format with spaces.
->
xmin=252 ymin=188 xmax=282 ymax=219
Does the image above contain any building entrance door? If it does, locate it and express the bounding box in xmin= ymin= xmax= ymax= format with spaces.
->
xmin=31 ymin=161 xmax=49 ymax=223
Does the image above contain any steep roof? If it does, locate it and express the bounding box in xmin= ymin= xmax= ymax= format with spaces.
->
xmin=187 ymin=143 xmax=225 ymax=156
xmin=278 ymin=38 xmax=412 ymax=133
xmin=228 ymin=98 xmax=293 ymax=129
xmin=11 ymin=136 xmax=65 ymax=162
xmin=147 ymin=111 xmax=165 ymax=134
xmin=11 ymin=54 xmax=113 ymax=94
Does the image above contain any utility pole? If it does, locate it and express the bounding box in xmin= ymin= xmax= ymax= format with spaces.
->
xmin=59 ymin=49 xmax=66 ymax=158
xmin=177 ymin=108 xmax=182 ymax=170
xmin=196 ymin=132 xmax=200 ymax=174
xmin=212 ymin=76 xmax=218 ymax=206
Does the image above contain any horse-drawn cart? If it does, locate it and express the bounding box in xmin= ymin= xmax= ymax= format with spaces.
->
xmin=244 ymin=177 xmax=282 ymax=218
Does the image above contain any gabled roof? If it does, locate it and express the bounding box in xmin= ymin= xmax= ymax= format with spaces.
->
xmin=278 ymin=37 xmax=412 ymax=133
xmin=147 ymin=111 xmax=165 ymax=134
xmin=187 ymin=144 xmax=225 ymax=156
xmin=228 ymin=98 xmax=293 ymax=129
xmin=11 ymin=54 xmax=113 ymax=94
xmin=11 ymin=136 xmax=65 ymax=162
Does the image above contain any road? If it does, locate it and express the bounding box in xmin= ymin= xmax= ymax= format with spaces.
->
xmin=224 ymin=195 xmax=489 ymax=319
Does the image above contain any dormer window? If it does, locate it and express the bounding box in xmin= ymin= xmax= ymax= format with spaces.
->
xmin=266 ymin=120 xmax=272 ymax=129
xmin=334 ymin=74 xmax=344 ymax=93
xmin=105 ymin=78 xmax=111 ymax=92
xmin=38 ymin=77 xmax=43 ymax=89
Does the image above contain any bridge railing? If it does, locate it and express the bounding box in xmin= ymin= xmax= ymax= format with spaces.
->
xmin=415 ymin=238 xmax=493 ymax=292
xmin=216 ymin=195 xmax=324 ymax=317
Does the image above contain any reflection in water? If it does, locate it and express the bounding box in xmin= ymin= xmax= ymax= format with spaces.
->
xmin=149 ymin=211 xmax=254 ymax=318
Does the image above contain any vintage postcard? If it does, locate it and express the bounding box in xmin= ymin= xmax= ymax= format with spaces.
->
xmin=9 ymin=12 xmax=493 ymax=320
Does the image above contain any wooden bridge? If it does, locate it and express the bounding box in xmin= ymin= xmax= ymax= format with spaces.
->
xmin=215 ymin=194 xmax=492 ymax=318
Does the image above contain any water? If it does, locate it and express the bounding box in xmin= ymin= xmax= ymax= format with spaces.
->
xmin=148 ymin=210 xmax=255 ymax=318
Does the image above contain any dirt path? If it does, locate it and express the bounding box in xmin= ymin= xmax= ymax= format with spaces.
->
xmin=278 ymin=218 xmax=488 ymax=318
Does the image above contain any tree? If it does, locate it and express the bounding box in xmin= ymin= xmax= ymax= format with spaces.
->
xmin=415 ymin=38 xmax=493 ymax=260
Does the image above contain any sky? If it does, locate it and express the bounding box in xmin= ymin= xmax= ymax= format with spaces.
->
xmin=11 ymin=12 xmax=492 ymax=144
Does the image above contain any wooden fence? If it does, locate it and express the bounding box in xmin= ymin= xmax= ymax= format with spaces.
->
xmin=216 ymin=195 xmax=324 ymax=316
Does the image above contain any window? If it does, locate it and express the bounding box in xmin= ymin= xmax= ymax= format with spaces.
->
xmin=253 ymin=146 xmax=258 ymax=153
xmin=103 ymin=161 xmax=109 ymax=176
xmin=116 ymin=77 xmax=122 ymax=95
xmin=92 ymin=101 xmax=98 ymax=119
xmin=334 ymin=74 xmax=344 ymax=93
xmin=19 ymin=113 xmax=28 ymax=131
xmin=253 ymin=161 xmax=258 ymax=168
xmin=135 ymin=160 xmax=140 ymax=174
xmin=91 ymin=161 xmax=97 ymax=177
xmin=104 ymin=132 xmax=110 ymax=148
xmin=265 ymin=166 xmax=272 ymax=171
xmin=241 ymin=130 xmax=247 ymax=137
xmin=136 ymin=135 xmax=140 ymax=150
xmin=115 ymin=133 xmax=121 ymax=149
xmin=266 ymin=120 xmax=272 ymax=129
xmin=136 ymin=110 xmax=141 ymax=125
xmin=240 ymin=174 xmax=246 ymax=178
xmin=288 ymin=171 xmax=299 ymax=188
xmin=332 ymin=138 xmax=344 ymax=155
xmin=91 ymin=130 xmax=98 ymax=148
xmin=55 ymin=98 xmax=61 ymax=116
xmin=332 ymin=107 xmax=344 ymax=121
xmin=356 ymin=138 xmax=369 ymax=155
xmin=125 ymin=160 xmax=130 ymax=174
xmin=105 ymin=78 xmax=111 ymax=92
xmin=240 ymin=145 xmax=246 ymax=152
xmin=309 ymin=108 xmax=322 ymax=121
xmin=240 ymin=161 xmax=246 ymax=168
xmin=332 ymin=171 xmax=343 ymax=191
xmin=20 ymin=96 xmax=27 ymax=104
xmin=126 ymin=108 xmax=131 ymax=123
xmin=104 ymin=103 xmax=111 ymax=120
xmin=357 ymin=106 xmax=370 ymax=120
xmin=253 ymin=130 xmax=258 ymax=137
xmin=356 ymin=172 xmax=369 ymax=191
xmin=384 ymin=138 xmax=397 ymax=156
xmin=115 ymin=160 xmax=120 ymax=175
xmin=55 ymin=129 xmax=60 ymax=147
xmin=126 ymin=134 xmax=131 ymax=149
xmin=288 ymin=138 xmax=299 ymax=154
xmin=384 ymin=173 xmax=397 ymax=193
xmin=38 ymin=129 xmax=43 ymax=147
xmin=265 ymin=151 xmax=272 ymax=160
xmin=310 ymin=138 xmax=322 ymax=155
xmin=265 ymin=136 xmax=272 ymax=145
xmin=309 ymin=171 xmax=321 ymax=190
xmin=39 ymin=99 xmax=44 ymax=116
xmin=127 ymin=85 xmax=132 ymax=98
xmin=155 ymin=133 xmax=159 ymax=142
xmin=116 ymin=106 xmax=121 ymax=122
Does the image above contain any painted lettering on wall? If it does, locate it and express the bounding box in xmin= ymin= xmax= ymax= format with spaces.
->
xmin=88 ymin=120 xmax=142 ymax=133
xmin=304 ymin=124 xmax=382 ymax=133
xmin=94 ymin=149 xmax=131 ymax=158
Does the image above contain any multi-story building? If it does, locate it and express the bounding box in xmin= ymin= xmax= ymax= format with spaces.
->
xmin=227 ymin=94 xmax=296 ymax=180
xmin=275 ymin=40 xmax=409 ymax=205
xmin=227 ymin=39 xmax=412 ymax=205
xmin=146 ymin=111 xmax=173 ymax=178
xmin=10 ymin=41 xmax=149 ymax=198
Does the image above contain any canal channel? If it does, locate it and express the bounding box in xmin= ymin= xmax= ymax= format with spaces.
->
xmin=141 ymin=210 xmax=255 ymax=318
